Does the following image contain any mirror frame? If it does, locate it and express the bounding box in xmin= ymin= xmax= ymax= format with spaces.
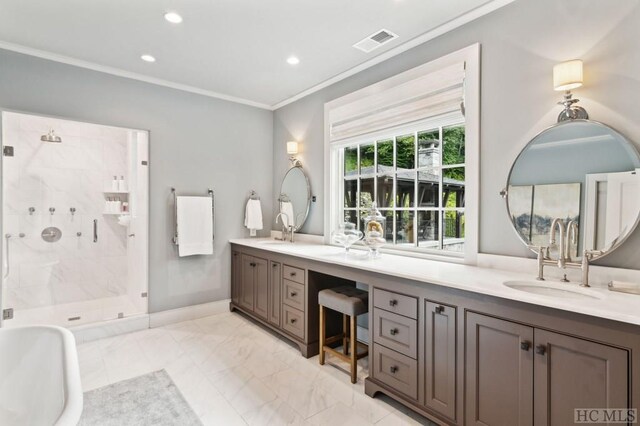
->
xmin=280 ymin=164 xmax=311 ymax=232
xmin=502 ymin=119 xmax=640 ymax=261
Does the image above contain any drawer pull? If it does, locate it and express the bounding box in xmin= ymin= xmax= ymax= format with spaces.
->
xmin=290 ymin=272 xmax=297 ymax=276
xmin=435 ymin=305 xmax=445 ymax=314
xmin=250 ymin=262 xmax=256 ymax=267
xmin=389 ymin=365 xmax=398 ymax=374
xmin=272 ymin=264 xmax=278 ymax=268
xmin=389 ymin=299 xmax=398 ymax=307
xmin=389 ymin=328 xmax=398 ymax=336
xmin=520 ymin=341 xmax=531 ymax=351
xmin=290 ymin=291 xmax=297 ymax=297
xmin=290 ymin=318 xmax=297 ymax=324
xmin=535 ymin=344 xmax=547 ymax=355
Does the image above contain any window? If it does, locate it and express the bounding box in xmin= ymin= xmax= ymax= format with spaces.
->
xmin=325 ymin=44 xmax=479 ymax=262
xmin=340 ymin=119 xmax=466 ymax=254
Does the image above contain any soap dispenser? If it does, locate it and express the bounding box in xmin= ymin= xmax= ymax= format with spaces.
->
xmin=111 ymin=176 xmax=118 ymax=191
xmin=118 ymin=176 xmax=126 ymax=192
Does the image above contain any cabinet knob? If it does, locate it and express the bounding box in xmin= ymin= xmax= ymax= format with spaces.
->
xmin=389 ymin=328 xmax=398 ymax=336
xmin=520 ymin=341 xmax=531 ymax=351
xmin=290 ymin=272 xmax=297 ymax=277
xmin=290 ymin=318 xmax=297 ymax=324
xmin=250 ymin=262 xmax=256 ymax=267
xmin=389 ymin=365 xmax=398 ymax=374
xmin=272 ymin=263 xmax=278 ymax=268
xmin=290 ymin=291 xmax=297 ymax=297
xmin=535 ymin=344 xmax=547 ymax=355
xmin=435 ymin=305 xmax=445 ymax=314
xmin=389 ymin=299 xmax=398 ymax=307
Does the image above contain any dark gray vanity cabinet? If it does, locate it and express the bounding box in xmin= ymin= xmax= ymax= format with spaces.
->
xmin=466 ymin=312 xmax=630 ymax=426
xmin=425 ymin=301 xmax=457 ymax=421
xmin=268 ymin=261 xmax=282 ymax=327
xmin=239 ymin=254 xmax=268 ymax=320
xmin=465 ymin=312 xmax=534 ymax=426
xmin=231 ymin=251 xmax=241 ymax=305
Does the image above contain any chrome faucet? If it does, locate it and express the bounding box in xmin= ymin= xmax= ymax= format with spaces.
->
xmin=275 ymin=212 xmax=294 ymax=242
xmin=549 ymin=218 xmax=566 ymax=269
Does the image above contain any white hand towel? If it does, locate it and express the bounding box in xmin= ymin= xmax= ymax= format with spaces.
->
xmin=280 ymin=201 xmax=295 ymax=228
xmin=245 ymin=199 xmax=263 ymax=236
xmin=176 ymin=196 xmax=213 ymax=257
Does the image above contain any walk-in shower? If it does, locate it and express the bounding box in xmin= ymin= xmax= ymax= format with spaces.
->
xmin=0 ymin=111 xmax=149 ymax=328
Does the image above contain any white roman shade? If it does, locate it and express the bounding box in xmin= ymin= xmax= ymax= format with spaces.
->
xmin=329 ymin=62 xmax=465 ymax=142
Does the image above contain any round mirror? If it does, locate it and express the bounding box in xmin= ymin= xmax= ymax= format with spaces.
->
xmin=279 ymin=165 xmax=311 ymax=231
xmin=505 ymin=120 xmax=640 ymax=261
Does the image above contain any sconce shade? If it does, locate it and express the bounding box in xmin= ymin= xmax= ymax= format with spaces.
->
xmin=287 ymin=141 xmax=299 ymax=155
xmin=553 ymin=60 xmax=583 ymax=91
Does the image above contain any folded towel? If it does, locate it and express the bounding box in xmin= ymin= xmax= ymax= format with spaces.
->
xmin=279 ymin=201 xmax=295 ymax=228
xmin=176 ymin=196 xmax=213 ymax=257
xmin=245 ymin=199 xmax=263 ymax=235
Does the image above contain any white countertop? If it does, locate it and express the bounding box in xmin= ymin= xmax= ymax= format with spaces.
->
xmin=230 ymin=237 xmax=640 ymax=326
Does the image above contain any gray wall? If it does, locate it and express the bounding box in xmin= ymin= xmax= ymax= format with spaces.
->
xmin=0 ymin=49 xmax=274 ymax=313
xmin=273 ymin=0 xmax=640 ymax=269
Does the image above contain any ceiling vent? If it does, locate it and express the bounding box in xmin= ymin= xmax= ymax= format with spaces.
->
xmin=353 ymin=29 xmax=398 ymax=53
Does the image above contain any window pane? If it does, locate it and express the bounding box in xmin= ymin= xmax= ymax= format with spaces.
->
xmin=396 ymin=172 xmax=414 ymax=208
xmin=344 ymin=210 xmax=358 ymax=228
xmin=359 ymin=177 xmax=374 ymax=208
xmin=443 ymin=167 xmax=465 ymax=208
xmin=344 ymin=147 xmax=358 ymax=174
xmin=443 ymin=210 xmax=465 ymax=252
xmin=396 ymin=134 xmax=415 ymax=170
xmin=377 ymin=139 xmax=393 ymax=171
xmin=418 ymin=129 xmax=440 ymax=168
xmin=418 ymin=169 xmax=440 ymax=208
xmin=380 ymin=210 xmax=394 ymax=242
xmin=360 ymin=144 xmax=375 ymax=174
xmin=443 ymin=125 xmax=465 ymax=166
xmin=344 ymin=179 xmax=357 ymax=208
xmin=417 ymin=211 xmax=440 ymax=249
xmin=376 ymin=174 xmax=394 ymax=208
xmin=395 ymin=211 xmax=415 ymax=245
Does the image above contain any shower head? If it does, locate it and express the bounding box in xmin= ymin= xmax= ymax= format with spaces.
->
xmin=41 ymin=129 xmax=62 ymax=143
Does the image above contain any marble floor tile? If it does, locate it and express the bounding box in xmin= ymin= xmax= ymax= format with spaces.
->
xmin=75 ymin=311 xmax=434 ymax=426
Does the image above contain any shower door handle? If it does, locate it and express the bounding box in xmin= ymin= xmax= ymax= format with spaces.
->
xmin=93 ymin=219 xmax=98 ymax=243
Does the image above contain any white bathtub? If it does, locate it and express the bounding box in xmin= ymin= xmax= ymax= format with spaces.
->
xmin=0 ymin=326 xmax=83 ymax=426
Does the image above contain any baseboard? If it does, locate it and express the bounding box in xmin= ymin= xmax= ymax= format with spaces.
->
xmin=72 ymin=314 xmax=150 ymax=344
xmin=149 ymin=299 xmax=231 ymax=328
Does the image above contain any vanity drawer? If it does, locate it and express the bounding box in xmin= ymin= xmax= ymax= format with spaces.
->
xmin=282 ymin=304 xmax=305 ymax=340
xmin=373 ymin=309 xmax=417 ymax=359
xmin=283 ymin=265 xmax=305 ymax=284
xmin=374 ymin=288 xmax=418 ymax=319
xmin=282 ymin=279 xmax=305 ymax=311
xmin=373 ymin=343 xmax=418 ymax=400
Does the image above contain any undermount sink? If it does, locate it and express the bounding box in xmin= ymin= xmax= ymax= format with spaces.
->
xmin=503 ymin=280 xmax=603 ymax=300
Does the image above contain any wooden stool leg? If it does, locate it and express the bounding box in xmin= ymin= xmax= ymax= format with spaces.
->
xmin=350 ymin=314 xmax=357 ymax=383
xmin=319 ymin=305 xmax=325 ymax=365
xmin=343 ymin=314 xmax=349 ymax=355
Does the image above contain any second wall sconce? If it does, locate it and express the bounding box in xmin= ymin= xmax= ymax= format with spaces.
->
xmin=287 ymin=141 xmax=302 ymax=167
xmin=554 ymin=59 xmax=589 ymax=122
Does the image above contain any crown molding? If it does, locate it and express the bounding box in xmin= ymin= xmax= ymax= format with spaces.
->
xmin=0 ymin=41 xmax=273 ymax=110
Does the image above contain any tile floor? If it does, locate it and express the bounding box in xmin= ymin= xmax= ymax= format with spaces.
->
xmin=77 ymin=310 xmax=433 ymax=425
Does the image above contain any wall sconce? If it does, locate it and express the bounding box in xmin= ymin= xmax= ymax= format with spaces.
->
xmin=287 ymin=141 xmax=302 ymax=167
xmin=553 ymin=59 xmax=588 ymax=122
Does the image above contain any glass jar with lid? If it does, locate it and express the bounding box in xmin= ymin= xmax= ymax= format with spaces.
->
xmin=363 ymin=203 xmax=386 ymax=258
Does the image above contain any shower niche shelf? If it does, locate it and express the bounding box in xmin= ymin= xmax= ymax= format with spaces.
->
xmin=103 ymin=190 xmax=129 ymax=195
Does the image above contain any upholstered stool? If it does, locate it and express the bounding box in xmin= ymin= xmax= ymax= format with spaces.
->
xmin=318 ymin=286 xmax=369 ymax=383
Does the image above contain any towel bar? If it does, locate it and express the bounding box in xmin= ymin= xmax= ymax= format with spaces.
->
xmin=171 ymin=187 xmax=214 ymax=245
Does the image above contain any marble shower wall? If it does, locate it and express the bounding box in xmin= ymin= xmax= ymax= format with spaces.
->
xmin=2 ymin=112 xmax=129 ymax=311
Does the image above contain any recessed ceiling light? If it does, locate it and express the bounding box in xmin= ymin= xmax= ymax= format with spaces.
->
xmin=287 ymin=56 xmax=300 ymax=65
xmin=141 ymin=54 xmax=156 ymax=63
xmin=164 ymin=12 xmax=183 ymax=24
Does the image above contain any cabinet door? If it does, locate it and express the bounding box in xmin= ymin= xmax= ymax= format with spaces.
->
xmin=466 ymin=312 xmax=534 ymax=426
xmin=425 ymin=301 xmax=456 ymax=421
xmin=253 ymin=257 xmax=269 ymax=320
xmin=533 ymin=329 xmax=629 ymax=426
xmin=239 ymin=254 xmax=255 ymax=311
xmin=231 ymin=251 xmax=241 ymax=304
xmin=268 ymin=261 xmax=281 ymax=327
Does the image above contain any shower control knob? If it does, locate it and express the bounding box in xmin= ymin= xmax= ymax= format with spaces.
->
xmin=49 ymin=207 xmax=55 ymax=215
xmin=128 ymin=234 xmax=136 ymax=237
xmin=77 ymin=232 xmax=82 ymax=237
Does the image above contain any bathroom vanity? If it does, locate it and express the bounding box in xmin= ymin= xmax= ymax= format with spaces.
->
xmin=229 ymin=239 xmax=640 ymax=426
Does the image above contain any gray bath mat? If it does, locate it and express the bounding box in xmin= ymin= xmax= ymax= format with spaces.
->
xmin=80 ymin=370 xmax=202 ymax=426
